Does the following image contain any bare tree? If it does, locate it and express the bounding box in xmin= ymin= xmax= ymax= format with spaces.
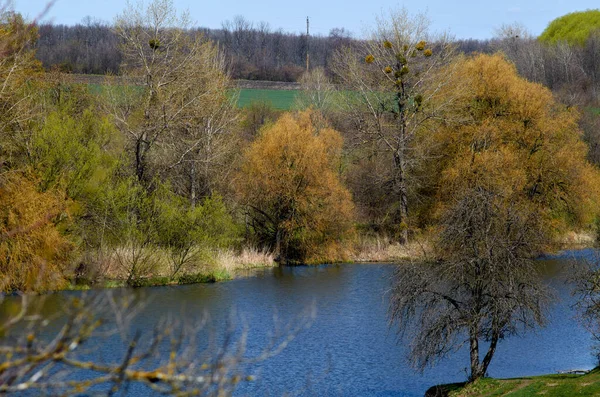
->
xmin=0 ymin=290 xmax=315 ymax=395
xmin=161 ymin=40 xmax=239 ymax=205
xmin=493 ymin=23 xmax=548 ymax=84
xmin=109 ymin=0 xmax=237 ymax=198
xmin=331 ymin=7 xmax=455 ymax=242
xmin=389 ymin=187 xmax=550 ymax=381
xmin=295 ymin=67 xmax=334 ymax=112
xmin=573 ymin=254 xmax=600 ymax=364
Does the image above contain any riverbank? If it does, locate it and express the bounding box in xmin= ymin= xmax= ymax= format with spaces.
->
xmin=65 ymin=230 xmax=594 ymax=291
xmin=64 ymin=236 xmax=433 ymax=291
xmin=426 ymin=368 xmax=600 ymax=396
xmin=67 ymin=246 xmax=277 ymax=290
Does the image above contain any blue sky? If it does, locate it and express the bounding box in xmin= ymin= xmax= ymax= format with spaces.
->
xmin=12 ymin=0 xmax=600 ymax=39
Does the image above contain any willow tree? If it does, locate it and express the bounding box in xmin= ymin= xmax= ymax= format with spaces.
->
xmin=390 ymin=53 xmax=600 ymax=382
xmin=0 ymin=10 xmax=75 ymax=293
xmin=109 ymin=0 xmax=237 ymax=201
xmin=237 ymin=110 xmax=354 ymax=263
xmin=331 ymin=8 xmax=455 ymax=242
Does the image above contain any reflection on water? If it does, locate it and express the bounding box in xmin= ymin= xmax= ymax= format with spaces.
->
xmin=0 ymin=254 xmax=596 ymax=396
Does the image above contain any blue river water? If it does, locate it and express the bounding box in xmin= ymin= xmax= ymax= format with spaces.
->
xmin=1 ymin=252 xmax=596 ymax=396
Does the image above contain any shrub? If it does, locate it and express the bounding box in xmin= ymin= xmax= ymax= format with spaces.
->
xmin=237 ymin=110 xmax=354 ymax=263
xmin=0 ymin=173 xmax=72 ymax=292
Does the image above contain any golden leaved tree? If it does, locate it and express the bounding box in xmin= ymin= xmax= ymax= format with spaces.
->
xmin=0 ymin=174 xmax=71 ymax=292
xmin=390 ymin=53 xmax=600 ymax=383
xmin=0 ymin=10 xmax=73 ymax=292
xmin=428 ymin=53 xmax=600 ymax=234
xmin=237 ymin=110 xmax=354 ymax=263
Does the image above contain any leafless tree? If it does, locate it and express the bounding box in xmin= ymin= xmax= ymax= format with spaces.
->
xmin=160 ymin=39 xmax=239 ymax=205
xmin=573 ymin=254 xmax=600 ymax=364
xmin=107 ymin=0 xmax=238 ymax=201
xmin=295 ymin=67 xmax=334 ymax=112
xmin=331 ymin=7 xmax=456 ymax=242
xmin=389 ymin=187 xmax=550 ymax=381
xmin=493 ymin=23 xmax=547 ymax=84
xmin=0 ymin=290 xmax=315 ymax=395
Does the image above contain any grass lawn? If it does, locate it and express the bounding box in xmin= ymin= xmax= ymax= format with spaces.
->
xmin=237 ymin=88 xmax=298 ymax=110
xmin=432 ymin=368 xmax=600 ymax=397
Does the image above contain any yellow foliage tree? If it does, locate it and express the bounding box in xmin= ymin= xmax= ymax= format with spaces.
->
xmin=0 ymin=12 xmax=42 ymax=169
xmin=238 ymin=110 xmax=354 ymax=263
xmin=390 ymin=53 xmax=600 ymax=383
xmin=428 ymin=53 xmax=600 ymax=236
xmin=0 ymin=173 xmax=72 ymax=292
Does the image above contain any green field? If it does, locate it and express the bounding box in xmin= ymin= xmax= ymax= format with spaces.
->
xmin=588 ymin=107 xmax=600 ymax=115
xmin=434 ymin=368 xmax=600 ymax=397
xmin=237 ymin=89 xmax=298 ymax=110
xmin=86 ymin=84 xmax=299 ymax=111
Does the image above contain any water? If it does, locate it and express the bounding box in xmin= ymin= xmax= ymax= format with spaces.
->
xmin=1 ymin=254 xmax=596 ymax=396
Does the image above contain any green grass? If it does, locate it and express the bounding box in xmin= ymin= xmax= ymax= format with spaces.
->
xmin=587 ymin=107 xmax=600 ymax=115
xmin=237 ymin=89 xmax=298 ymax=110
xmin=176 ymin=269 xmax=231 ymax=284
xmin=85 ymin=83 xmax=298 ymax=111
xmin=437 ymin=368 xmax=600 ymax=397
xmin=87 ymin=83 xmax=105 ymax=96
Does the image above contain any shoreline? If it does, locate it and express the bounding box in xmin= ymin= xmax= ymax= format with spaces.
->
xmin=38 ymin=234 xmax=600 ymax=293
xmin=427 ymin=367 xmax=599 ymax=397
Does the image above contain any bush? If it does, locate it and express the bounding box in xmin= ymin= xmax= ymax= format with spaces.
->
xmin=237 ymin=110 xmax=354 ymax=263
xmin=0 ymin=173 xmax=72 ymax=292
xmin=154 ymin=188 xmax=241 ymax=277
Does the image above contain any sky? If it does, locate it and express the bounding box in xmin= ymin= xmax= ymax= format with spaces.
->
xmin=12 ymin=0 xmax=600 ymax=40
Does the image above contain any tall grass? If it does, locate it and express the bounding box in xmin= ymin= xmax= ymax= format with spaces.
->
xmin=349 ymin=234 xmax=430 ymax=263
xmin=79 ymin=244 xmax=276 ymax=288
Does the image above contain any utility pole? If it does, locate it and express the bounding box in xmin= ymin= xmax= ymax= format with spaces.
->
xmin=306 ymin=16 xmax=310 ymax=72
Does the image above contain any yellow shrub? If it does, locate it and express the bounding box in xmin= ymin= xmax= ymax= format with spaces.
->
xmin=0 ymin=173 xmax=72 ymax=292
xmin=237 ymin=110 xmax=355 ymax=262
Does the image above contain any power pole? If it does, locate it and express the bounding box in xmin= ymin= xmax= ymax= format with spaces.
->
xmin=306 ymin=16 xmax=310 ymax=72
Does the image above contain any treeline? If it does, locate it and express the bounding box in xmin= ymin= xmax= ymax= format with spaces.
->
xmin=33 ymin=13 xmax=600 ymax=156
xmin=37 ymin=19 xmax=122 ymax=74
xmin=36 ymin=17 xmax=354 ymax=81
xmin=36 ymin=21 xmax=490 ymax=80
xmin=2 ymin=1 xmax=600 ymax=294
xmin=0 ymin=5 xmax=359 ymax=293
xmin=33 ymin=16 xmax=600 ymax=108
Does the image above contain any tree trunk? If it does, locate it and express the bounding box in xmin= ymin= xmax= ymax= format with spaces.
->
xmin=394 ymin=83 xmax=409 ymax=244
xmin=135 ymin=136 xmax=146 ymax=184
xmin=274 ymin=228 xmax=283 ymax=263
xmin=190 ymin=161 xmax=197 ymax=209
xmin=393 ymin=150 xmax=409 ymax=243
xmin=469 ymin=326 xmax=483 ymax=381
xmin=480 ymin=331 xmax=499 ymax=378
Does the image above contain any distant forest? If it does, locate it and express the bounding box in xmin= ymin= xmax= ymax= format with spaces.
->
xmin=34 ymin=18 xmax=600 ymax=164
xmin=36 ymin=17 xmax=497 ymax=81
